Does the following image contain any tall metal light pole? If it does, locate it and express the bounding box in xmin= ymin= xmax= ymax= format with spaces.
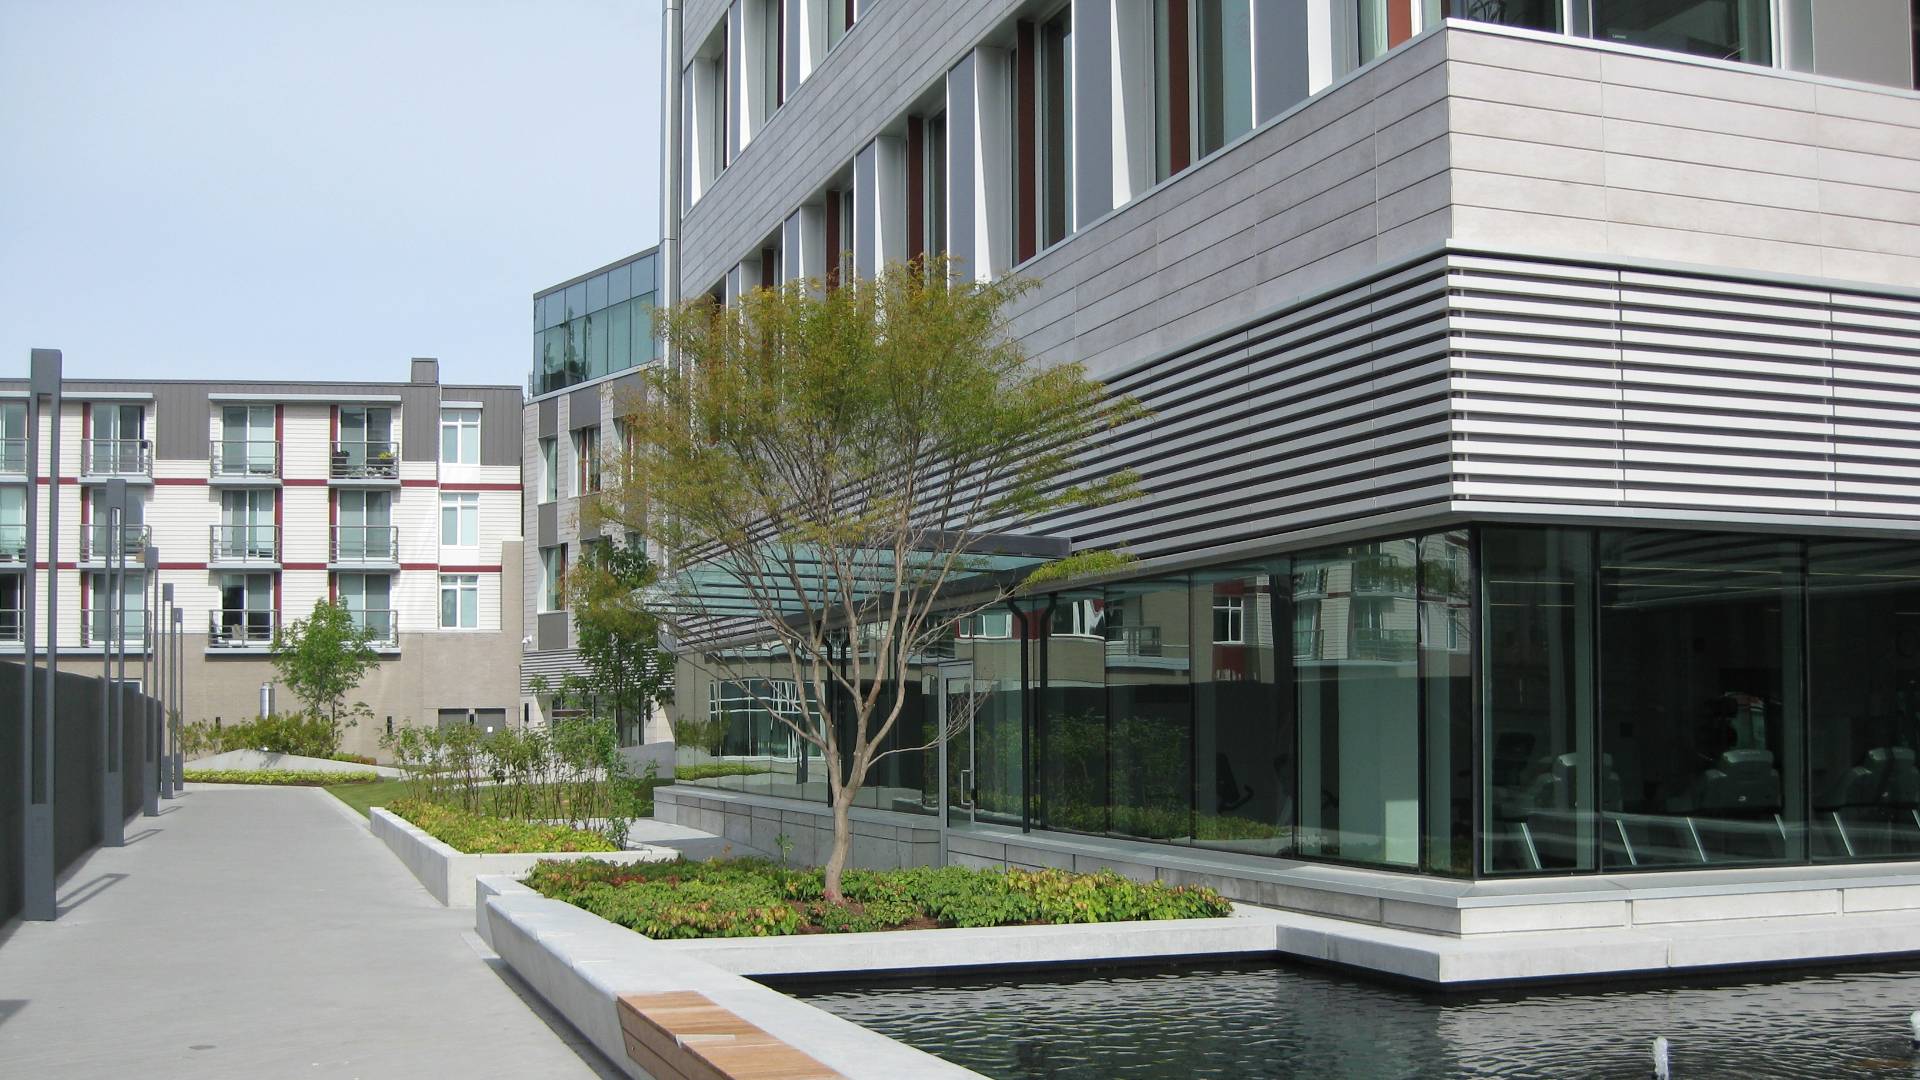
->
xmin=160 ymin=581 xmax=175 ymax=799
xmin=98 ymin=477 xmax=125 ymax=847
xmin=142 ymin=542 xmax=159 ymax=816
xmin=19 ymin=348 xmax=60 ymax=920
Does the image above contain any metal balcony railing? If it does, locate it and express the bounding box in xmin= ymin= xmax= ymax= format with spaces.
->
xmin=0 ymin=605 xmax=22 ymax=643
xmin=331 ymin=525 xmax=398 ymax=563
xmin=82 ymin=610 xmax=147 ymax=648
xmin=208 ymin=609 xmax=277 ymax=649
xmin=209 ymin=439 xmax=281 ymax=479
xmin=1349 ymin=626 xmax=1418 ymax=662
xmin=1292 ymin=629 xmax=1324 ymax=659
xmin=210 ymin=523 xmax=280 ymax=564
xmin=1351 ymin=559 xmax=1410 ymax=595
xmin=350 ymin=608 xmax=398 ymax=646
xmin=81 ymin=439 xmax=151 ymax=477
xmin=0 ymin=438 xmax=24 ymax=474
xmin=0 ymin=523 xmax=25 ymax=564
xmin=1292 ymin=568 xmax=1329 ymax=599
xmin=1104 ymin=624 xmax=1164 ymax=658
xmin=331 ymin=440 xmax=398 ymax=480
xmin=80 ymin=522 xmax=151 ymax=563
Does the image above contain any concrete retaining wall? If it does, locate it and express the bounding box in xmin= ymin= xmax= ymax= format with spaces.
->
xmin=654 ymin=785 xmax=941 ymax=868
xmin=1 ymin=661 xmax=160 ymax=925
xmin=368 ymin=807 xmax=675 ymax=907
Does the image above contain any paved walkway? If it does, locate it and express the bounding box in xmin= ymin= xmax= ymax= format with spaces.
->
xmin=0 ymin=785 xmax=621 ymax=1079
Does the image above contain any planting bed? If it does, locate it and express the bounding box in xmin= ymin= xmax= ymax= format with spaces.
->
xmin=523 ymin=858 xmax=1233 ymax=939
xmin=185 ymin=769 xmax=379 ymax=786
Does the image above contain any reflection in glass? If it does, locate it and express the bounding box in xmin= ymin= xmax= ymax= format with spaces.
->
xmin=1196 ymin=0 xmax=1253 ymax=157
xmin=1808 ymin=541 xmax=1920 ymax=861
xmin=1191 ymin=568 xmax=1292 ymax=855
xmin=1041 ymin=593 xmax=1108 ymax=833
xmin=1592 ymin=0 xmax=1771 ymax=65
xmin=1106 ymin=580 xmax=1192 ymax=840
xmin=1296 ymin=538 xmax=1421 ymax=867
xmin=1599 ymin=530 xmax=1803 ymax=869
xmin=1421 ymin=532 xmax=1473 ymax=875
xmin=1038 ymin=6 xmax=1074 ymax=248
xmin=1448 ymin=0 xmax=1561 ymax=31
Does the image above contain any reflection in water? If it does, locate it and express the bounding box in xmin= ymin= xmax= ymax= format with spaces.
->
xmin=786 ymin=961 xmax=1920 ymax=1079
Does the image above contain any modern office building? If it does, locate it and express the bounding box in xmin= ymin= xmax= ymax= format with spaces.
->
xmin=0 ymin=360 xmax=524 ymax=760
xmin=520 ymin=247 xmax=671 ymax=747
xmin=649 ymin=0 xmax=1920 ymax=979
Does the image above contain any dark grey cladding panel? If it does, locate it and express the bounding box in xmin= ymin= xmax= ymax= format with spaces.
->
xmin=604 ymin=372 xmax=645 ymax=412
xmin=453 ymin=385 xmax=526 ymax=467
xmin=538 ymin=501 xmax=558 ymax=547
xmin=538 ymin=611 xmax=571 ymax=652
xmin=568 ymin=385 xmax=601 ymax=430
xmin=152 ymin=383 xmax=212 ymax=461
xmin=538 ymin=396 xmax=558 ymax=438
xmin=400 ymin=386 xmax=440 ymax=461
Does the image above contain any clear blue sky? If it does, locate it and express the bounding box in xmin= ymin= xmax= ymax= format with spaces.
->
xmin=0 ymin=0 xmax=662 ymax=392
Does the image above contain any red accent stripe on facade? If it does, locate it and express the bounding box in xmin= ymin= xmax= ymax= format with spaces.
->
xmin=153 ymin=477 xmax=206 ymax=486
xmin=283 ymin=478 xmax=328 ymax=487
xmin=32 ymin=477 xmax=80 ymax=485
xmin=281 ymin=562 xmax=328 ymax=571
xmin=401 ymin=479 xmax=436 ymax=487
xmin=32 ymin=562 xmax=79 ymax=570
xmin=157 ymin=562 xmax=206 ymax=571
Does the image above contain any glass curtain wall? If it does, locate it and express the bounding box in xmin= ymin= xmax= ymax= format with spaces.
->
xmin=1191 ymin=568 xmax=1291 ymax=854
xmin=533 ymin=252 xmax=659 ymax=397
xmin=1106 ymin=580 xmax=1193 ymax=840
xmin=1039 ymin=593 xmax=1109 ymax=833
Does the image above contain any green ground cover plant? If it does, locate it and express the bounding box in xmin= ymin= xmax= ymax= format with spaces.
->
xmin=389 ymin=798 xmax=620 ymax=855
xmin=523 ymin=858 xmax=1232 ymax=939
xmin=325 ymin=777 xmax=412 ymax=817
xmin=185 ymin=769 xmax=378 ymax=786
xmin=674 ymin=762 xmax=770 ymax=781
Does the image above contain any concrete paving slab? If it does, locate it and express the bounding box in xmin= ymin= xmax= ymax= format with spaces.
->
xmin=0 ymin=784 xmax=620 ymax=1080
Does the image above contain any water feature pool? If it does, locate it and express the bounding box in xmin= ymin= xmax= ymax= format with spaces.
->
xmin=785 ymin=960 xmax=1920 ymax=1078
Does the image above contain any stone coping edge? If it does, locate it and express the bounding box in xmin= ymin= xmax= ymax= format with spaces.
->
xmin=475 ymin=875 xmax=984 ymax=1079
xmin=369 ymin=807 xmax=674 ymax=908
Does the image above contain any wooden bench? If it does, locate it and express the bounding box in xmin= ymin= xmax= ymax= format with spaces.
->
xmin=617 ymin=991 xmax=847 ymax=1080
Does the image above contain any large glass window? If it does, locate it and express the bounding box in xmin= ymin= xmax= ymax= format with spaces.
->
xmin=1296 ymin=539 xmax=1421 ymax=867
xmin=575 ymin=426 xmax=601 ymax=495
xmin=0 ymin=401 xmax=25 ymax=473
xmin=541 ymin=544 xmax=567 ymax=612
xmin=539 ymin=437 xmax=558 ymax=503
xmin=440 ymin=574 xmax=479 ymax=629
xmin=1448 ymin=0 xmax=1561 ymax=31
xmin=1195 ymin=0 xmax=1253 ymax=157
xmin=1592 ymin=0 xmax=1772 ymax=65
xmin=1598 ymin=531 xmax=1804 ymax=869
xmin=440 ymin=492 xmax=478 ymax=548
xmin=1192 ymin=568 xmax=1292 ymax=854
xmin=1482 ymin=527 xmax=1596 ymax=874
xmin=1040 ymin=594 xmax=1108 ymax=833
xmin=1808 ymin=540 xmax=1920 ymax=861
xmin=0 ymin=486 xmax=24 ymax=563
xmin=926 ymin=112 xmax=948 ymax=264
xmin=1106 ymin=580 xmax=1193 ymax=841
xmin=1421 ymin=531 xmax=1474 ymax=875
xmin=1038 ymin=5 xmax=1074 ymax=249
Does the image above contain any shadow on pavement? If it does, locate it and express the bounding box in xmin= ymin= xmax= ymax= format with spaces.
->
xmin=480 ymin=954 xmax=628 ymax=1080
xmin=56 ymin=873 xmax=129 ymax=917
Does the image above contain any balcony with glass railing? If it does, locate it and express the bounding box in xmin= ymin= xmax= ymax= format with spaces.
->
xmin=1349 ymin=626 xmax=1417 ymax=662
xmin=79 ymin=522 xmax=151 ymax=564
xmin=331 ymin=525 xmax=398 ymax=565
xmin=81 ymin=439 xmax=151 ymax=478
xmin=0 ymin=523 xmax=25 ymax=565
xmin=0 ymin=438 xmax=24 ymax=476
xmin=209 ymin=439 xmax=281 ymax=481
xmin=82 ymin=609 xmax=147 ymax=649
xmin=208 ymin=609 xmax=277 ymax=650
xmin=350 ymin=608 xmax=398 ymax=648
xmin=0 ymin=604 xmax=22 ymax=644
xmin=330 ymin=440 xmax=399 ymax=481
xmin=1293 ymin=628 xmax=1324 ymax=659
xmin=210 ymin=524 xmax=280 ymax=566
xmin=1105 ymin=624 xmax=1164 ymax=659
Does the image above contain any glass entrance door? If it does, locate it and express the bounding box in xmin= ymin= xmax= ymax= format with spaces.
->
xmin=938 ymin=664 xmax=979 ymax=834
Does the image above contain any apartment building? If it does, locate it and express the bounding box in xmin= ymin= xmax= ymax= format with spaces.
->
xmin=520 ymin=247 xmax=669 ymax=747
xmin=0 ymin=360 xmax=524 ymax=760
xmin=650 ymin=0 xmax=1920 ymax=976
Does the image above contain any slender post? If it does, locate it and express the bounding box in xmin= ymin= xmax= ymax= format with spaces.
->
xmin=160 ymin=582 xmax=175 ymax=798
xmin=19 ymin=349 xmax=59 ymax=920
xmin=141 ymin=542 xmax=159 ymax=816
xmin=660 ymin=0 xmax=683 ymax=369
xmin=172 ymin=605 xmax=183 ymax=788
xmin=98 ymin=480 xmax=125 ymax=846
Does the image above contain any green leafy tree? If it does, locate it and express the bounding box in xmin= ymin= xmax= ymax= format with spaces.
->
xmin=272 ymin=599 xmax=380 ymax=750
xmin=562 ymin=538 xmax=672 ymax=745
xmin=595 ymin=257 xmax=1146 ymax=902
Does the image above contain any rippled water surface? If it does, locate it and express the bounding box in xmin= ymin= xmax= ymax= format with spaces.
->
xmin=786 ymin=961 xmax=1920 ymax=1079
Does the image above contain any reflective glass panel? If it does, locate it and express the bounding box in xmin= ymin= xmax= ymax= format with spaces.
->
xmin=1598 ymin=530 xmax=1804 ymax=869
xmin=1040 ymin=593 xmax=1107 ymax=833
xmin=1421 ymin=531 xmax=1474 ymax=876
xmin=1295 ymin=538 xmax=1421 ymax=867
xmin=1808 ymin=540 xmax=1920 ymax=862
xmin=1196 ymin=0 xmax=1254 ymax=157
xmin=1191 ymin=567 xmax=1293 ymax=855
xmin=1592 ymin=0 xmax=1772 ymax=65
xmin=1106 ymin=579 xmax=1192 ymax=841
xmin=1448 ymin=0 xmax=1561 ymax=31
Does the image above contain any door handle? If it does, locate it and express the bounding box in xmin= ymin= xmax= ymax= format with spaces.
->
xmin=959 ymin=768 xmax=974 ymax=809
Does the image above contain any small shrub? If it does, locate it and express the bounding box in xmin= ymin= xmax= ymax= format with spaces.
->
xmin=387 ymin=798 xmax=621 ymax=855
xmin=182 ymin=712 xmax=344 ymax=759
xmin=521 ymin=858 xmax=1232 ymax=939
xmin=674 ymin=761 xmax=773 ymax=781
xmin=331 ymin=752 xmax=379 ymax=766
xmin=185 ymin=769 xmax=379 ymax=786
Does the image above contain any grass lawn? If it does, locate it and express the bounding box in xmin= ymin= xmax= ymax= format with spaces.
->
xmin=325 ymin=777 xmax=413 ymax=817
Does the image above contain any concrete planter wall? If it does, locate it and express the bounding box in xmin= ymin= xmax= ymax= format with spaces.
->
xmin=369 ymin=808 xmax=674 ymax=908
